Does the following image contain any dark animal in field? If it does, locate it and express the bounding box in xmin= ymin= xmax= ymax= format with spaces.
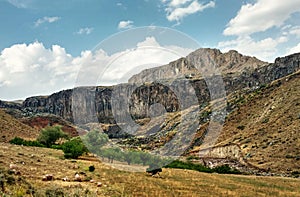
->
xmin=146 ymin=168 xmax=162 ymax=176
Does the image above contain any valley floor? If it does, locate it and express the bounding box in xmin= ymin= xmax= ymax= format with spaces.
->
xmin=0 ymin=143 xmax=300 ymax=197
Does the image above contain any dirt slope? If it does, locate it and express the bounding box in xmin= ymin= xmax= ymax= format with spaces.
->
xmin=217 ymin=72 xmax=300 ymax=173
xmin=0 ymin=109 xmax=39 ymax=142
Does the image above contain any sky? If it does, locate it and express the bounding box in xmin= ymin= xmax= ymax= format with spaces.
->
xmin=1 ymin=0 xmax=300 ymax=100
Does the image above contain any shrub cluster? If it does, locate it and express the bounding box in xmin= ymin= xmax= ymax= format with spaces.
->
xmin=98 ymin=147 xmax=169 ymax=169
xmin=62 ymin=137 xmax=88 ymax=159
xmin=165 ymin=160 xmax=241 ymax=174
xmin=9 ymin=137 xmax=44 ymax=147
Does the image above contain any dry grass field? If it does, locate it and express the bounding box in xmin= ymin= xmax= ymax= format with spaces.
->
xmin=0 ymin=110 xmax=39 ymax=142
xmin=1 ymin=143 xmax=300 ymax=197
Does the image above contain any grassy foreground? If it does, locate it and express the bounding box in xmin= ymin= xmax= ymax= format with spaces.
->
xmin=0 ymin=143 xmax=300 ymax=197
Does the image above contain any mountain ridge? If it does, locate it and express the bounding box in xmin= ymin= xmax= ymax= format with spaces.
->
xmin=1 ymin=48 xmax=299 ymax=126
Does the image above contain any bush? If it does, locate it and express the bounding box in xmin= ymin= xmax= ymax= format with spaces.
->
xmin=82 ymin=130 xmax=109 ymax=153
xmin=213 ymin=164 xmax=241 ymax=174
xmin=9 ymin=137 xmax=44 ymax=147
xmin=62 ymin=137 xmax=87 ymax=159
xmin=165 ymin=160 xmax=212 ymax=173
xmin=50 ymin=144 xmax=63 ymax=150
xmin=38 ymin=126 xmax=68 ymax=147
xmin=165 ymin=160 xmax=241 ymax=174
xmin=123 ymin=150 xmax=142 ymax=165
xmin=88 ymin=165 xmax=95 ymax=172
xmin=99 ymin=147 xmax=122 ymax=163
xmin=139 ymin=151 xmax=153 ymax=165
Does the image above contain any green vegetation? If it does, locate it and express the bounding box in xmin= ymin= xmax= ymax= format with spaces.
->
xmin=9 ymin=137 xmax=45 ymax=147
xmin=165 ymin=160 xmax=212 ymax=173
xmin=37 ymin=126 xmax=68 ymax=147
xmin=99 ymin=147 xmax=123 ymax=163
xmin=62 ymin=137 xmax=87 ymax=159
xmin=165 ymin=160 xmax=241 ymax=174
xmin=82 ymin=130 xmax=109 ymax=153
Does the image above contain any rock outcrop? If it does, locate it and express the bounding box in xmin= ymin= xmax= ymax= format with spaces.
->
xmin=128 ymin=48 xmax=267 ymax=83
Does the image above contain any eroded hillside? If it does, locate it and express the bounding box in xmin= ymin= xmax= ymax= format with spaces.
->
xmin=215 ymin=71 xmax=300 ymax=174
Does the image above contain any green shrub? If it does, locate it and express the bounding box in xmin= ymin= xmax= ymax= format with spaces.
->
xmin=9 ymin=137 xmax=44 ymax=147
xmin=38 ymin=126 xmax=68 ymax=147
xmin=99 ymin=147 xmax=122 ymax=163
xmin=187 ymin=155 xmax=199 ymax=161
xmin=82 ymin=130 xmax=109 ymax=153
xmin=9 ymin=137 xmax=24 ymax=145
xmin=62 ymin=137 xmax=87 ymax=159
xmin=88 ymin=165 xmax=95 ymax=172
xmin=139 ymin=151 xmax=153 ymax=165
xmin=165 ymin=160 xmax=241 ymax=174
xmin=165 ymin=160 xmax=212 ymax=173
xmin=123 ymin=150 xmax=142 ymax=165
xmin=213 ymin=164 xmax=241 ymax=174
xmin=50 ymin=144 xmax=63 ymax=150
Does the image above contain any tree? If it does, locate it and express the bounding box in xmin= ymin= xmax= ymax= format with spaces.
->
xmin=82 ymin=130 xmax=109 ymax=154
xmin=62 ymin=137 xmax=87 ymax=159
xmin=123 ymin=150 xmax=142 ymax=165
xmin=139 ymin=151 xmax=152 ymax=166
xmin=99 ymin=147 xmax=122 ymax=163
xmin=147 ymin=155 xmax=164 ymax=171
xmin=37 ymin=125 xmax=68 ymax=147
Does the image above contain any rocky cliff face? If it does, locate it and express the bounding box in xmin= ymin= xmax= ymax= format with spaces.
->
xmin=128 ymin=48 xmax=267 ymax=83
xmin=1 ymin=49 xmax=299 ymax=127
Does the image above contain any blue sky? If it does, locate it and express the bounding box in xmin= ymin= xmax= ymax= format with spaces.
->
xmin=1 ymin=0 xmax=300 ymax=100
xmin=0 ymin=0 xmax=241 ymax=56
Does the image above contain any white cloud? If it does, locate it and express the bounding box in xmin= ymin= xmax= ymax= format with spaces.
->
xmin=118 ymin=20 xmax=134 ymax=29
xmin=6 ymin=0 xmax=32 ymax=8
xmin=0 ymin=42 xmax=78 ymax=100
xmin=218 ymin=36 xmax=288 ymax=62
xmin=289 ymin=26 xmax=300 ymax=38
xmin=34 ymin=16 xmax=61 ymax=27
xmin=168 ymin=0 xmax=193 ymax=7
xmin=162 ymin=0 xmax=215 ymax=23
xmin=76 ymin=27 xmax=94 ymax=35
xmin=287 ymin=43 xmax=300 ymax=55
xmin=224 ymin=0 xmax=300 ymax=36
xmin=0 ymin=38 xmax=193 ymax=100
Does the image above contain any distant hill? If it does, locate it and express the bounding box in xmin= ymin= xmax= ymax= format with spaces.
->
xmin=0 ymin=109 xmax=39 ymax=142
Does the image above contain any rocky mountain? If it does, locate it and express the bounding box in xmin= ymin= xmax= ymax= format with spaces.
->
xmin=1 ymin=48 xmax=300 ymax=175
xmin=128 ymin=48 xmax=267 ymax=83
xmin=1 ymin=49 xmax=299 ymax=126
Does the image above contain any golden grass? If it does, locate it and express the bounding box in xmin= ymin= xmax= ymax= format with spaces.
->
xmin=0 ymin=109 xmax=39 ymax=142
xmin=1 ymin=143 xmax=300 ymax=196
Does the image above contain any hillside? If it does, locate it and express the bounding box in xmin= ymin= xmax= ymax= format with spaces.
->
xmin=215 ymin=71 xmax=300 ymax=174
xmin=1 ymin=143 xmax=300 ymax=196
xmin=0 ymin=109 xmax=39 ymax=142
xmin=0 ymin=49 xmax=299 ymax=177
